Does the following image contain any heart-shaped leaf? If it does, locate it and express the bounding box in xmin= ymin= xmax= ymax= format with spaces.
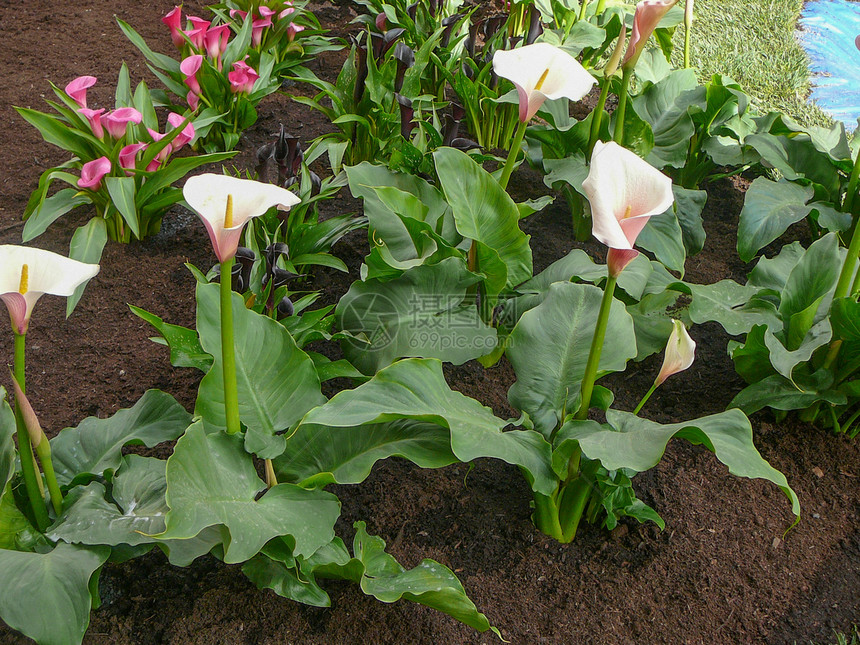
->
xmin=157 ymin=423 xmax=339 ymax=563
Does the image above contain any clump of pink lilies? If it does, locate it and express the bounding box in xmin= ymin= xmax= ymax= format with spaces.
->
xmin=65 ymin=76 xmax=195 ymax=191
xmin=161 ymin=4 xmax=280 ymax=110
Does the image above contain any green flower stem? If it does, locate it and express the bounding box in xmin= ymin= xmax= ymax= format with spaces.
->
xmin=34 ymin=441 xmax=62 ymax=516
xmin=579 ymin=0 xmax=590 ymax=20
xmin=576 ymin=274 xmax=618 ymax=420
xmin=612 ymin=67 xmax=633 ymax=144
xmin=498 ymin=120 xmax=529 ymax=191
xmin=595 ymin=0 xmax=607 ymax=13
xmin=834 ymin=151 xmax=860 ymax=298
xmin=13 ymin=332 xmax=49 ymax=531
xmin=586 ymin=79 xmax=612 ymax=159
xmin=683 ymin=2 xmax=693 ymax=68
xmin=633 ymin=381 xmax=659 ymax=415
xmin=834 ymin=214 xmax=860 ymax=300
xmin=220 ymin=257 xmax=241 ymax=435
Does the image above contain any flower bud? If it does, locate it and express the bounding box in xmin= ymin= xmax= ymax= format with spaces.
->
xmin=655 ymin=319 xmax=696 ymax=386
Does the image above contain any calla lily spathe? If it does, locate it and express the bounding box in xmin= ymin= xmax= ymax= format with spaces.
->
xmin=65 ymin=76 xmax=97 ymax=109
xmin=163 ymin=6 xmax=185 ymax=48
xmin=655 ymin=319 xmax=696 ymax=385
xmin=167 ymin=112 xmax=195 ymax=150
xmin=623 ymin=0 xmax=680 ymax=69
xmin=103 ymin=107 xmax=143 ymax=139
xmin=78 ymin=157 xmax=112 ymax=190
xmin=492 ymin=43 xmax=596 ymax=123
xmin=183 ymin=174 xmax=301 ymax=262
xmin=583 ymin=141 xmax=673 ymax=274
xmin=0 ymin=246 xmax=100 ymax=334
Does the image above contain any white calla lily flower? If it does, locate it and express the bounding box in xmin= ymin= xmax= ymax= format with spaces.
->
xmin=582 ymin=141 xmax=674 ymax=275
xmin=656 ymin=319 xmax=696 ymax=385
xmin=183 ymin=174 xmax=301 ymax=263
xmin=492 ymin=43 xmax=596 ymax=123
xmin=0 ymin=246 xmax=100 ymax=334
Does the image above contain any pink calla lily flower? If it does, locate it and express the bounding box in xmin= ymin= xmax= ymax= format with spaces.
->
xmin=119 ymin=142 xmax=148 ymax=174
xmin=492 ymin=43 xmax=596 ymax=123
xmin=102 ymin=107 xmax=143 ymax=139
xmin=252 ymin=15 xmax=273 ymax=47
xmin=655 ymin=319 xmax=696 ymax=386
xmin=181 ymin=54 xmax=204 ymax=95
xmin=259 ymin=6 xmax=276 ymax=19
xmin=582 ymin=141 xmax=674 ymax=276
xmin=204 ymin=24 xmax=232 ymax=64
xmin=163 ymin=6 xmax=185 ymax=48
xmin=228 ymin=60 xmax=259 ymax=94
xmin=187 ymin=91 xmax=200 ymax=111
xmin=65 ymin=76 xmax=97 ymax=109
xmin=78 ymin=157 xmax=112 ymax=190
xmin=78 ymin=107 xmax=105 ymax=138
xmin=146 ymin=128 xmax=172 ymax=171
xmin=183 ymin=174 xmax=301 ymax=262
xmin=286 ymin=22 xmax=305 ymax=41
xmin=623 ymin=0 xmax=680 ymax=69
xmin=185 ymin=16 xmax=211 ymax=49
xmin=230 ymin=9 xmax=248 ymax=20
xmin=0 ymin=245 xmax=100 ymax=335
xmin=278 ymin=2 xmax=295 ymax=20
xmin=167 ymin=112 xmax=195 ymax=151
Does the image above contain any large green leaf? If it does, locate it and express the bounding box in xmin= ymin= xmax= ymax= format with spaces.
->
xmin=635 ymin=209 xmax=686 ymax=275
xmin=157 ymin=423 xmax=339 ymax=563
xmin=672 ymin=185 xmax=707 ymax=255
xmin=778 ymin=233 xmax=840 ymax=350
xmin=737 ymin=178 xmax=813 ymax=262
xmin=506 ymin=282 xmax=637 ymax=437
xmin=747 ymin=242 xmax=806 ymax=291
xmin=346 ymin=162 xmax=454 ymax=251
xmin=0 ymin=543 xmax=109 ymax=645
xmin=105 ymin=176 xmax=140 ymax=239
xmin=22 ymin=188 xmax=90 ymax=243
xmin=336 ymin=258 xmax=496 ymax=374
xmin=434 ymin=147 xmax=533 ymax=288
xmin=275 ymin=420 xmax=457 ymax=487
xmin=298 ymin=358 xmax=556 ymax=495
xmin=353 ymin=522 xmax=497 ymax=633
xmin=730 ymin=372 xmax=845 ymax=414
xmin=50 ymin=389 xmax=190 ymax=487
xmin=763 ymin=320 xmax=832 ymax=381
xmin=675 ymin=280 xmax=781 ymax=336
xmin=746 ymin=132 xmax=841 ymax=197
xmin=129 ymin=305 xmax=212 ymax=371
xmin=632 ymin=69 xmax=700 ymax=169
xmin=48 ymin=456 xmax=168 ymax=547
xmin=361 ymin=192 xmax=460 ymax=280
xmin=830 ymin=297 xmax=860 ymax=342
xmin=244 ymin=522 xmax=498 ymax=634
xmin=0 ymin=484 xmax=44 ymax=551
xmin=195 ymin=282 xmax=325 ymax=458
xmin=559 ymin=408 xmax=800 ymax=518
xmin=66 ymin=218 xmax=107 ymax=317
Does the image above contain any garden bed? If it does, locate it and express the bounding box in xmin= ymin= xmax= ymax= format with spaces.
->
xmin=0 ymin=1 xmax=857 ymax=643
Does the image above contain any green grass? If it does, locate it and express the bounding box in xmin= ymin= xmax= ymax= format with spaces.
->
xmin=672 ymin=0 xmax=833 ymax=127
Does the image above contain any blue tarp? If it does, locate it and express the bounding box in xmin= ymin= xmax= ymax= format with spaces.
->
xmin=798 ymin=0 xmax=860 ymax=129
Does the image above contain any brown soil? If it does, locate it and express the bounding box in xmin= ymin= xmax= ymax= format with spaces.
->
xmin=0 ymin=2 xmax=858 ymax=644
